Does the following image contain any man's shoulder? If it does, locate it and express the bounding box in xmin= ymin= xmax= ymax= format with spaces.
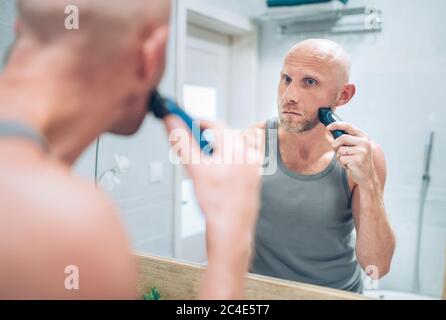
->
xmin=7 ymin=159 xmax=115 ymax=218
xmin=243 ymin=121 xmax=268 ymax=145
xmin=0 ymin=159 xmax=136 ymax=299
xmin=370 ymin=139 xmax=387 ymax=184
xmin=367 ymin=139 xmax=386 ymax=173
xmin=1 ymin=158 xmax=128 ymax=247
xmin=240 ymin=120 xmax=272 ymax=161
xmin=250 ymin=121 xmax=267 ymax=130
xmin=243 ymin=120 xmax=266 ymax=137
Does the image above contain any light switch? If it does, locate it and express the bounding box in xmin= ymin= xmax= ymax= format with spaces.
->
xmin=149 ymin=162 xmax=163 ymax=183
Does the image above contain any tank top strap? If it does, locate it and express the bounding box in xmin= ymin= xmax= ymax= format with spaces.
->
xmin=0 ymin=121 xmax=50 ymax=153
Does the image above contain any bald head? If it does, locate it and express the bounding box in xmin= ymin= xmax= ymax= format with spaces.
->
xmin=17 ymin=0 xmax=170 ymax=49
xmin=7 ymin=0 xmax=172 ymax=137
xmin=285 ymin=39 xmax=351 ymax=87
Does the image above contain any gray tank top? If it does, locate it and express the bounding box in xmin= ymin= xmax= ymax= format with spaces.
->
xmin=251 ymin=118 xmax=363 ymax=293
xmin=0 ymin=121 xmax=49 ymax=153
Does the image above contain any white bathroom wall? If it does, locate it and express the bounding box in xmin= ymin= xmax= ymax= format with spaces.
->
xmin=256 ymin=0 xmax=446 ymax=297
xmin=197 ymin=0 xmax=266 ymax=18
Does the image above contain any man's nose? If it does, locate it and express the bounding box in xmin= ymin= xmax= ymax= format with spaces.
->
xmin=282 ymin=85 xmax=301 ymax=106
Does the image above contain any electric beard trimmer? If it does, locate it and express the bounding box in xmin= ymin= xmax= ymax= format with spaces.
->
xmin=148 ymin=90 xmax=213 ymax=155
xmin=318 ymin=107 xmax=346 ymax=139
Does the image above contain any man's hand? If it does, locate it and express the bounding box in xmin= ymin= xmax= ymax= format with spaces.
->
xmin=163 ymin=115 xmax=262 ymax=299
xmin=327 ymin=122 xmax=377 ymax=189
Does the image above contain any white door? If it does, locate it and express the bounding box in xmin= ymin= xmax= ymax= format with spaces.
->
xmin=179 ymin=24 xmax=231 ymax=263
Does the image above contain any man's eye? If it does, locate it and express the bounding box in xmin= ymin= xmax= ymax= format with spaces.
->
xmin=282 ymin=74 xmax=292 ymax=84
xmin=304 ymin=78 xmax=318 ymax=86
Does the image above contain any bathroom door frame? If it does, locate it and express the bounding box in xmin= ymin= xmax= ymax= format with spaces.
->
xmin=172 ymin=0 xmax=258 ymax=258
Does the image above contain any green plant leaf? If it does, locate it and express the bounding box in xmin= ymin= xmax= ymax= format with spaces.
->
xmin=143 ymin=287 xmax=161 ymax=300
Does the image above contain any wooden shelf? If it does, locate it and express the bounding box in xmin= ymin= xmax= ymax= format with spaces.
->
xmin=135 ymin=252 xmax=368 ymax=300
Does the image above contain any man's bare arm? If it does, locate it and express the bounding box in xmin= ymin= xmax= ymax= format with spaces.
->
xmin=328 ymin=121 xmax=396 ymax=279
xmin=351 ymin=143 xmax=395 ymax=279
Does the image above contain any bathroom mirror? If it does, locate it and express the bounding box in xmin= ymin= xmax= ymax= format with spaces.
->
xmin=1 ymin=0 xmax=444 ymax=300
xmin=78 ymin=0 xmax=446 ymax=299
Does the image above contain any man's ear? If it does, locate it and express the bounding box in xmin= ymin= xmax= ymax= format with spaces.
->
xmin=15 ymin=20 xmax=22 ymax=37
xmin=139 ymin=25 xmax=169 ymax=88
xmin=335 ymin=84 xmax=356 ymax=107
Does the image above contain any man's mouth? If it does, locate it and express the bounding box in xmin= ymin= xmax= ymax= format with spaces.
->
xmin=282 ymin=111 xmax=303 ymax=116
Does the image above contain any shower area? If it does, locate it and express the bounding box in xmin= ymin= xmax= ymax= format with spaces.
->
xmin=363 ymin=130 xmax=445 ymax=300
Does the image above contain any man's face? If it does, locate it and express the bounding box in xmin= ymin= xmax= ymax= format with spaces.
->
xmin=109 ymin=2 xmax=171 ymax=136
xmin=277 ymin=49 xmax=342 ymax=133
xmin=111 ymin=43 xmax=168 ymax=136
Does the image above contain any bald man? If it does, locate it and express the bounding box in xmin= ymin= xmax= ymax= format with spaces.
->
xmin=0 ymin=0 xmax=261 ymax=299
xmin=248 ymin=39 xmax=395 ymax=293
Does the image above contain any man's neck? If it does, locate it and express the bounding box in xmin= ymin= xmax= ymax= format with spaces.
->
xmin=0 ymin=69 xmax=109 ymax=165
xmin=278 ymin=122 xmax=334 ymax=164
